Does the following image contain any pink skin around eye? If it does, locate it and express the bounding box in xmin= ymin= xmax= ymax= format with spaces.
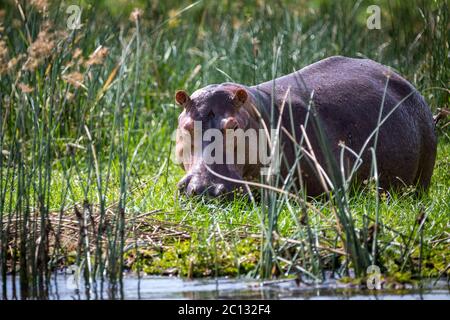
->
xmin=182 ymin=118 xmax=194 ymax=131
xmin=222 ymin=117 xmax=238 ymax=130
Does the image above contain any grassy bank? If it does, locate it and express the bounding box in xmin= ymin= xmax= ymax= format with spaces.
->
xmin=0 ymin=0 xmax=448 ymax=296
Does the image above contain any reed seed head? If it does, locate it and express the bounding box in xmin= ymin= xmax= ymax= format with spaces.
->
xmin=24 ymin=29 xmax=55 ymax=71
xmin=18 ymin=83 xmax=34 ymax=93
xmin=85 ymin=46 xmax=109 ymax=66
xmin=63 ymin=71 xmax=84 ymax=88
xmin=30 ymin=0 xmax=48 ymax=13
xmin=130 ymin=8 xmax=143 ymax=23
xmin=0 ymin=39 xmax=8 ymax=75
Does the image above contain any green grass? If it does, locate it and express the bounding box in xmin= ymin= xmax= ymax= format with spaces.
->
xmin=0 ymin=0 xmax=448 ymax=296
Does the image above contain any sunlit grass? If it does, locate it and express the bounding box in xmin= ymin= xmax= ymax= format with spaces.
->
xmin=0 ymin=0 xmax=448 ymax=298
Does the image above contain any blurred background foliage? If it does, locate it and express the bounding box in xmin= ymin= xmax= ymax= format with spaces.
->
xmin=1 ymin=0 xmax=447 ymax=108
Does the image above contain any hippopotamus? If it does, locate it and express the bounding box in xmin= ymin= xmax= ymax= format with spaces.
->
xmin=174 ymin=56 xmax=437 ymax=198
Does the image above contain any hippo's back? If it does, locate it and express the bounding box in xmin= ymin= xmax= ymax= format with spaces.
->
xmin=253 ymin=56 xmax=437 ymax=193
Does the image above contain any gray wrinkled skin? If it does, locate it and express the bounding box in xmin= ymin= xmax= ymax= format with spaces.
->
xmin=176 ymin=56 xmax=437 ymax=198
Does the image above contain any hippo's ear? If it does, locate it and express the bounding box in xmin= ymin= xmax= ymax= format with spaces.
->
xmin=175 ymin=90 xmax=191 ymax=107
xmin=233 ymin=88 xmax=248 ymax=108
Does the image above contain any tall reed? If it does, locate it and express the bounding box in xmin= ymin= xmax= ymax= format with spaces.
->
xmin=0 ymin=0 xmax=447 ymax=298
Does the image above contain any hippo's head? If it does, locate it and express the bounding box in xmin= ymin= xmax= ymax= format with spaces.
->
xmin=175 ymin=84 xmax=259 ymax=197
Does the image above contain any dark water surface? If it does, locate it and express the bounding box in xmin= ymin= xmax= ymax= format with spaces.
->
xmin=1 ymin=274 xmax=449 ymax=300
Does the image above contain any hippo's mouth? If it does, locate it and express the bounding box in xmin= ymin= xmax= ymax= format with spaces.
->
xmin=177 ymin=164 xmax=245 ymax=198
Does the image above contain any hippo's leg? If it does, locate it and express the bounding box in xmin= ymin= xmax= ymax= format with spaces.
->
xmin=414 ymin=97 xmax=438 ymax=193
xmin=415 ymin=132 xmax=437 ymax=192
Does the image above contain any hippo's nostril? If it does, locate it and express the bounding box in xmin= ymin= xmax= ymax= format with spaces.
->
xmin=186 ymin=183 xmax=195 ymax=196
xmin=177 ymin=174 xmax=193 ymax=192
xmin=186 ymin=182 xmax=207 ymax=196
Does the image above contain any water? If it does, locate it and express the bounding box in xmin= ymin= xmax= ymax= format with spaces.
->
xmin=1 ymin=275 xmax=449 ymax=300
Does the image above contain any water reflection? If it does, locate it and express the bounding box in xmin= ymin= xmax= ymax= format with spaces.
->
xmin=1 ymin=274 xmax=449 ymax=300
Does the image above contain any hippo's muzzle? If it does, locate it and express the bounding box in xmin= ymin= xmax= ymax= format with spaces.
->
xmin=177 ymin=163 xmax=244 ymax=198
